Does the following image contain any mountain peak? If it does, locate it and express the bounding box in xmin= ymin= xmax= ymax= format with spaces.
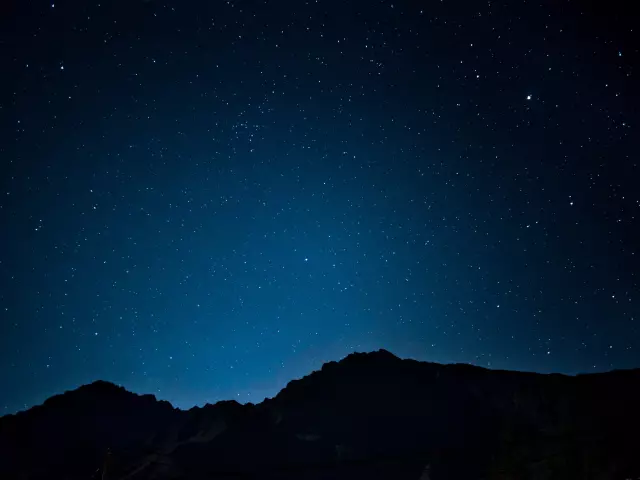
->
xmin=80 ymin=379 xmax=125 ymax=393
xmin=341 ymin=348 xmax=401 ymax=363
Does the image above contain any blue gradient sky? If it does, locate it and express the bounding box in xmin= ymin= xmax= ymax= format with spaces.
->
xmin=1 ymin=0 xmax=638 ymax=413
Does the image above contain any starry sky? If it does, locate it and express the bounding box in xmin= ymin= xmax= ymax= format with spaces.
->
xmin=1 ymin=0 xmax=638 ymax=414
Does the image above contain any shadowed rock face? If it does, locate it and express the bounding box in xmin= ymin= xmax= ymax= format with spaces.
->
xmin=1 ymin=350 xmax=639 ymax=480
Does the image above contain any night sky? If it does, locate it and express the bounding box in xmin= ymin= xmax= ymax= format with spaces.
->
xmin=1 ymin=0 xmax=638 ymax=414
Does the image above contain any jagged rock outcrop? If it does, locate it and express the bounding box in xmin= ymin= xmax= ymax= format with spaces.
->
xmin=1 ymin=350 xmax=639 ymax=479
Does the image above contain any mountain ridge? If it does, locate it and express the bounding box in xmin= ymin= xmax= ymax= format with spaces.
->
xmin=1 ymin=349 xmax=640 ymax=479
xmin=6 ymin=348 xmax=638 ymax=421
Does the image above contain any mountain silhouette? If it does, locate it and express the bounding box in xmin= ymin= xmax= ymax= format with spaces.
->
xmin=1 ymin=349 xmax=639 ymax=479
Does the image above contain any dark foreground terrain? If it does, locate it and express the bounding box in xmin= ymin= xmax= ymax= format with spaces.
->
xmin=1 ymin=350 xmax=639 ymax=479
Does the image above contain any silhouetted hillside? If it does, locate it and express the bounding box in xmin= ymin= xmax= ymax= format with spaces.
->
xmin=1 ymin=350 xmax=639 ymax=479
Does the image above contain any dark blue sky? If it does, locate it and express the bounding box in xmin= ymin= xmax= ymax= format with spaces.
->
xmin=1 ymin=0 xmax=638 ymax=414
